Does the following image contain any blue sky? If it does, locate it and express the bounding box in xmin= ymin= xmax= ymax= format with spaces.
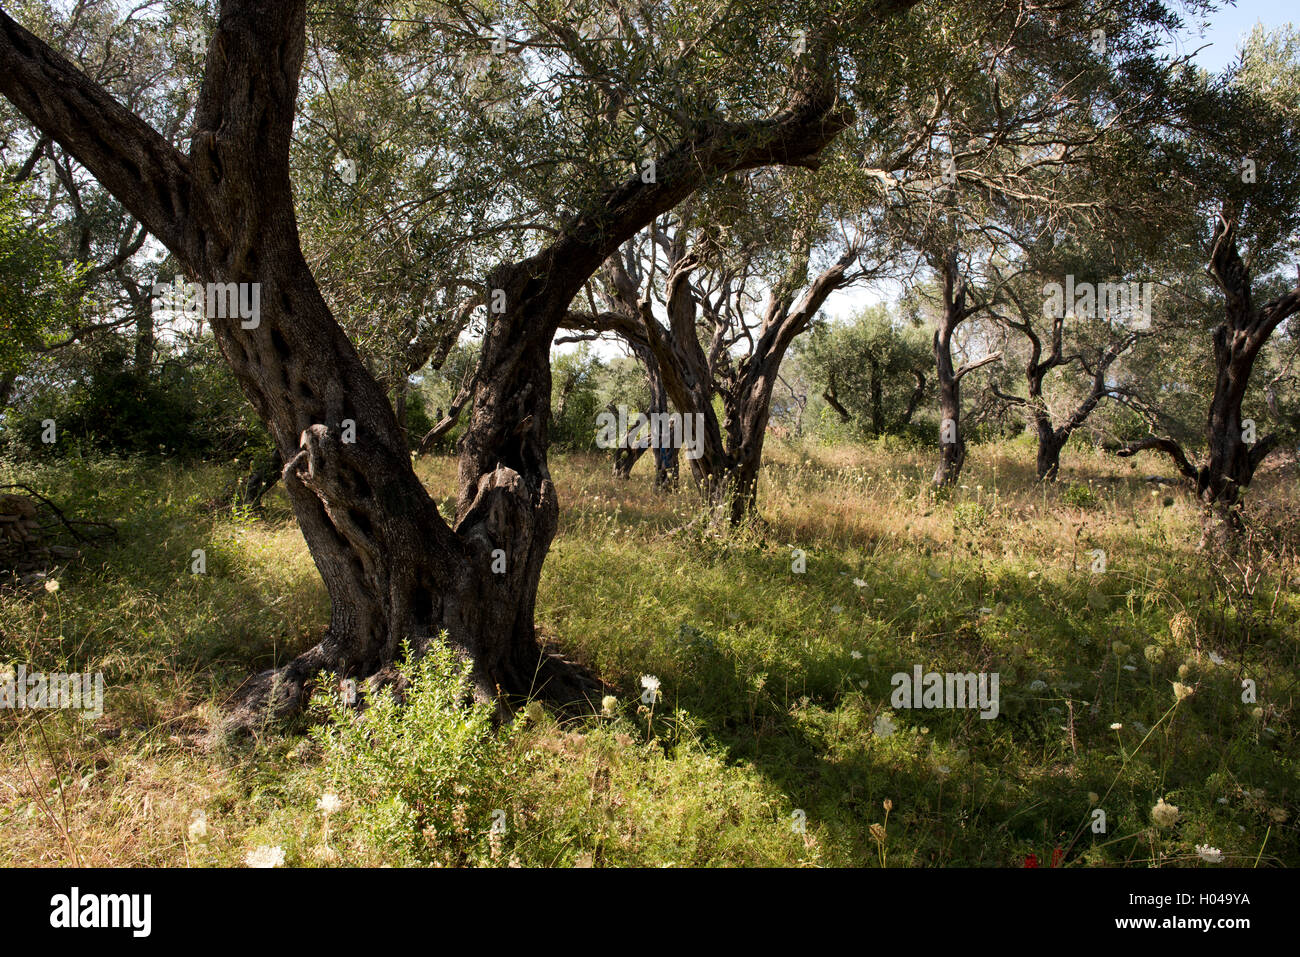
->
xmin=1176 ymin=0 xmax=1294 ymax=74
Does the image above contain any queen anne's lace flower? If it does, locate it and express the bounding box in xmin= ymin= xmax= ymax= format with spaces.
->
xmin=245 ymin=845 xmax=285 ymax=868
xmin=317 ymin=793 xmax=342 ymax=814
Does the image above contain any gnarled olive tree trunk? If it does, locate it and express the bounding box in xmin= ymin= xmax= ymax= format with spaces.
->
xmin=1117 ymin=216 xmax=1299 ymax=525
xmin=571 ymin=231 xmax=861 ymax=525
xmin=992 ymin=307 xmax=1134 ymax=482
xmin=1 ymin=0 xmax=890 ymax=725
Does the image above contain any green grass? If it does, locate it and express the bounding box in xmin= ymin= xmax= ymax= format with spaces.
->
xmin=1 ymin=438 xmax=1296 ymax=867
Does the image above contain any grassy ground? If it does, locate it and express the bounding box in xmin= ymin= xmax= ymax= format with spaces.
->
xmin=1 ymin=434 xmax=1296 ymax=867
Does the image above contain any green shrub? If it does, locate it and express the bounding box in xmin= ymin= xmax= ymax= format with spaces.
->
xmin=310 ymin=640 xmax=510 ymax=867
xmin=3 ymin=343 xmax=265 ymax=461
xmin=1062 ymin=482 xmax=1100 ymax=509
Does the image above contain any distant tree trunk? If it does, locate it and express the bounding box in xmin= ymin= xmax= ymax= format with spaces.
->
xmin=611 ymin=428 xmax=649 ymax=479
xmin=649 ymin=416 xmax=681 ymax=491
xmin=868 ymin=356 xmax=884 ymax=435
xmin=133 ymin=299 xmax=154 ymax=372
xmin=900 ymin=368 xmax=925 ymax=428
xmin=992 ymin=303 xmax=1133 ymax=482
xmin=930 ymin=250 xmax=998 ymax=487
xmin=573 ymin=231 xmax=861 ymax=525
xmin=822 ymin=372 xmax=852 ymax=423
xmin=230 ymin=447 xmax=284 ymax=508
xmin=601 ymin=328 xmax=674 ymax=487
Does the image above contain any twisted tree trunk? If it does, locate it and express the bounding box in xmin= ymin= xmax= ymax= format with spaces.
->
xmin=991 ymin=300 xmax=1133 ymax=482
xmin=1117 ymin=215 xmax=1299 ymax=526
xmin=573 ymin=233 xmax=860 ymax=524
xmin=1 ymin=0 xmax=892 ymax=726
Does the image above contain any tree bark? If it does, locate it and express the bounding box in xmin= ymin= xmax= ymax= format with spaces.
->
xmin=931 ymin=250 xmax=994 ymax=486
xmin=1 ymin=0 xmax=894 ymax=726
xmin=1116 ymin=214 xmax=1299 ymax=523
xmin=933 ymin=341 xmax=965 ymax=486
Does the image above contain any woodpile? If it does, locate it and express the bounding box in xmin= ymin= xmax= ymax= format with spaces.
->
xmin=0 ymin=491 xmax=82 ymax=584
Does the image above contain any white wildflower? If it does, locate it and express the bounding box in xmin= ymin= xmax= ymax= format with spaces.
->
xmin=317 ymin=793 xmax=342 ymax=814
xmin=1151 ymin=798 xmax=1180 ymax=828
xmin=245 ymin=845 xmax=285 ymax=868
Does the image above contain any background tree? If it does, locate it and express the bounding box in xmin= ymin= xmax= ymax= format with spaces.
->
xmin=799 ymin=303 xmax=931 ymax=439
xmin=1117 ymin=25 xmax=1300 ymax=523
xmin=0 ymin=179 xmax=85 ymax=409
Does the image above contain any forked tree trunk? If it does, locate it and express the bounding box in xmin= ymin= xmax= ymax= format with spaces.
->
xmin=992 ymin=299 xmax=1132 ymax=483
xmin=1 ymin=0 xmax=885 ymax=726
xmin=901 ymin=368 xmax=926 ymax=428
xmin=1116 ymin=216 xmax=1299 ymax=527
